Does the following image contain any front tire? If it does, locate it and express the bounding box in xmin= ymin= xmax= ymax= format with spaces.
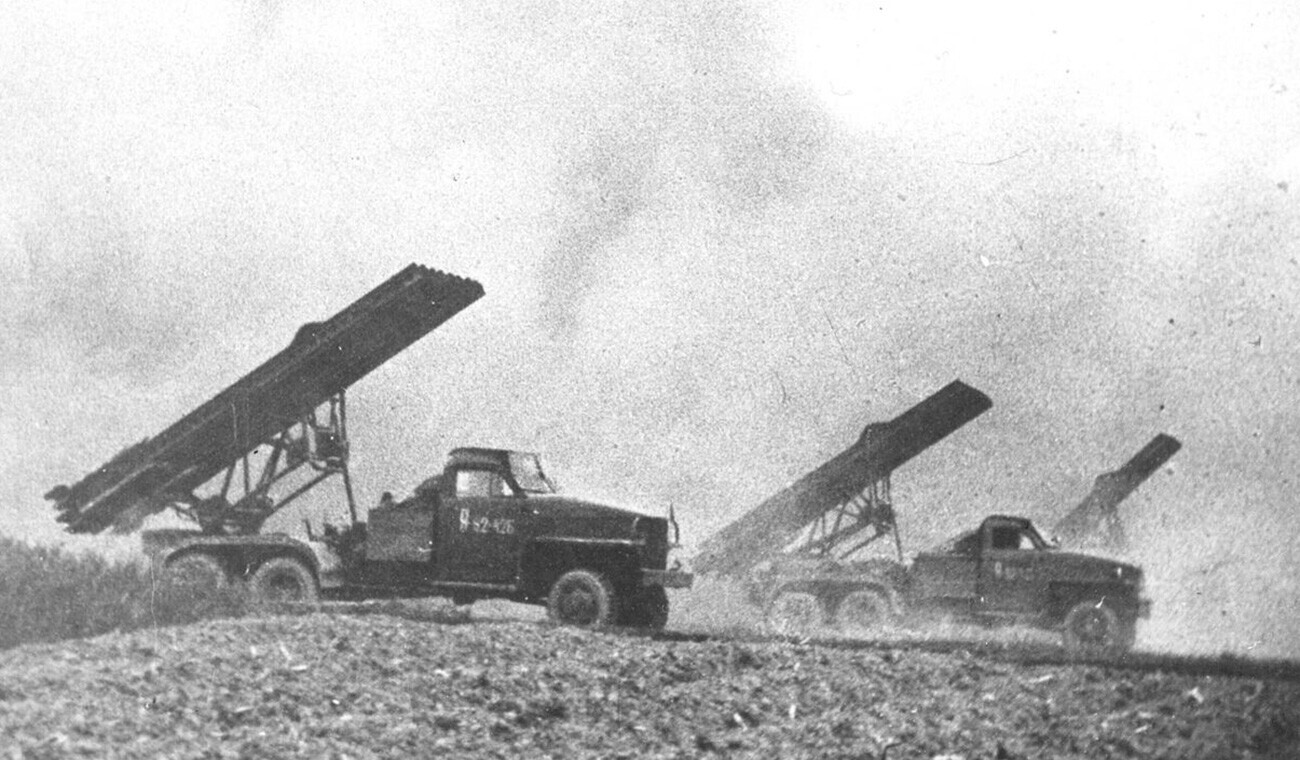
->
xmin=547 ymin=569 xmax=617 ymax=628
xmin=249 ymin=557 xmax=319 ymax=604
xmin=1062 ymin=599 xmax=1128 ymax=653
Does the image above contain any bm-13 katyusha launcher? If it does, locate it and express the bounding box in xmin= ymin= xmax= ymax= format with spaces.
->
xmin=46 ymin=265 xmax=484 ymax=535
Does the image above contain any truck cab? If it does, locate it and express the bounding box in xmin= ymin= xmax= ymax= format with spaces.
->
xmin=365 ymin=448 xmax=542 ymax=586
xmin=911 ymin=515 xmax=1149 ymax=650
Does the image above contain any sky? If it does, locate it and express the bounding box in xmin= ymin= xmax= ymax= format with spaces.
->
xmin=2 ymin=0 xmax=1298 ymax=657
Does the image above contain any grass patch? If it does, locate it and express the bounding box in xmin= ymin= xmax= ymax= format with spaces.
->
xmin=0 ymin=535 xmax=247 ymax=650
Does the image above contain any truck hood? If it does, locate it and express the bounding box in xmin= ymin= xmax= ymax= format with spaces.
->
xmin=534 ymin=492 xmax=656 ymax=519
xmin=527 ymin=495 xmax=662 ymax=541
xmin=525 ymin=495 xmax=673 ymax=569
xmin=1036 ymin=550 xmax=1144 ymax=587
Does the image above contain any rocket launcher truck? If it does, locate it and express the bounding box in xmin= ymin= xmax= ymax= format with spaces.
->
xmin=46 ymin=264 xmax=692 ymax=629
xmin=693 ymin=381 xmax=1178 ymax=653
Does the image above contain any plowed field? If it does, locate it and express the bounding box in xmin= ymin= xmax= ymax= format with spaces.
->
xmin=2 ymin=608 xmax=1297 ymax=759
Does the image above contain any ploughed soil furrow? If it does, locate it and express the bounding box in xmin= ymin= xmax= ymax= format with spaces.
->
xmin=1 ymin=611 xmax=1297 ymax=759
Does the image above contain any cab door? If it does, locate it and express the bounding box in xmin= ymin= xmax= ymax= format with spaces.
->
xmin=440 ymin=467 xmax=527 ymax=585
xmin=977 ymin=522 xmax=1045 ymax=614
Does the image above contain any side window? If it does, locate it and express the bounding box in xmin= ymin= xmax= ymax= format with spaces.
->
xmin=455 ymin=469 xmax=515 ymax=498
xmin=990 ymin=526 xmax=1021 ymax=551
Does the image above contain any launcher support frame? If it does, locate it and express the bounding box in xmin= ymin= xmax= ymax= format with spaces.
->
xmin=173 ymin=393 xmax=358 ymax=535
xmin=791 ymin=475 xmax=905 ymax=563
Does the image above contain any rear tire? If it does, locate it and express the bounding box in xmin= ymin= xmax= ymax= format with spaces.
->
xmin=249 ymin=557 xmax=319 ymax=604
xmin=766 ymin=589 xmax=824 ymax=637
xmin=165 ymin=553 xmax=228 ymax=589
xmin=1062 ymin=599 xmax=1126 ymax=653
xmin=834 ymin=589 xmax=893 ymax=636
xmin=547 ymin=569 xmax=616 ymax=628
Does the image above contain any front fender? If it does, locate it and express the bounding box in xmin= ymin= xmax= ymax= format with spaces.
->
xmin=1048 ymin=581 xmax=1145 ymax=622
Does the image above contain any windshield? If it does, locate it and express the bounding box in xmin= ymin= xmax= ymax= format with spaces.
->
xmin=936 ymin=522 xmax=1055 ymax=554
xmin=508 ymin=452 xmax=557 ymax=494
xmin=989 ymin=521 xmax=1054 ymax=551
xmin=1023 ymin=522 xmax=1054 ymax=550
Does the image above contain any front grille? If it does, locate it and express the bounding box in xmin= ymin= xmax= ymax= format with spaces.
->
xmin=637 ymin=518 xmax=669 ymax=569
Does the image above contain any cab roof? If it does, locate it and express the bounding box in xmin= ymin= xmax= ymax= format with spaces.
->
xmin=446 ymin=447 xmax=537 ymax=470
xmin=982 ymin=515 xmax=1035 ymax=529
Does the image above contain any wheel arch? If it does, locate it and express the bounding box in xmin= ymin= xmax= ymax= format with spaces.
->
xmin=519 ymin=539 xmax=641 ymax=601
xmin=1047 ymin=581 xmax=1140 ymax=626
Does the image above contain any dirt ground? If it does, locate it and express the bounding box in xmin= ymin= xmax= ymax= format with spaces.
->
xmin=1 ymin=605 xmax=1297 ymax=760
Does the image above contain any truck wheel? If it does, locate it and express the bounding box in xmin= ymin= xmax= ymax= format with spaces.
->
xmin=619 ymin=586 xmax=669 ymax=630
xmin=249 ymin=557 xmax=319 ymax=604
xmin=767 ymin=590 xmax=823 ymax=637
xmin=835 ymin=589 xmax=893 ymax=636
xmin=165 ymin=553 xmax=228 ymax=589
xmin=547 ymin=569 xmax=616 ymax=628
xmin=1062 ymin=599 xmax=1125 ymax=653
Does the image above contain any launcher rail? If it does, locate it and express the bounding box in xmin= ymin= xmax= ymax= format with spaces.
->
xmin=46 ymin=264 xmax=484 ymax=535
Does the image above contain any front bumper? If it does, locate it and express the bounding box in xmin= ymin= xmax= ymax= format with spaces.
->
xmin=642 ymin=568 xmax=695 ymax=589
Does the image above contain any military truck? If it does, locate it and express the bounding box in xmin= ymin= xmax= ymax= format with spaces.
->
xmin=749 ymin=513 xmax=1151 ymax=652
xmin=48 ymin=264 xmax=692 ymax=629
xmin=694 ymin=381 xmax=1178 ymax=653
xmin=143 ymin=445 xmax=689 ymax=628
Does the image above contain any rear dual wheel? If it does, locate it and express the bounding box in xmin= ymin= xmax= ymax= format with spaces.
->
xmin=766 ymin=590 xmax=825 ymax=637
xmin=834 ymin=589 xmax=894 ymax=636
xmin=165 ymin=553 xmax=228 ymax=588
xmin=249 ymin=557 xmax=319 ymax=604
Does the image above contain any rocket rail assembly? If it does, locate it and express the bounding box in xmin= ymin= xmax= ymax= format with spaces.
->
xmin=694 ymin=380 xmax=992 ymax=577
xmin=1052 ymin=433 xmax=1181 ymax=552
xmin=47 ymin=264 xmax=484 ymax=534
